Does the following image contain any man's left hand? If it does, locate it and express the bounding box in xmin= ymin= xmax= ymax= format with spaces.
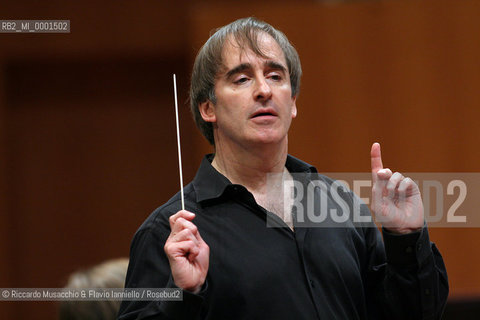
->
xmin=370 ymin=142 xmax=424 ymax=234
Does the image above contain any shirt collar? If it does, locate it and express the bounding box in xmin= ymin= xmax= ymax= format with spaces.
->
xmin=192 ymin=153 xmax=317 ymax=203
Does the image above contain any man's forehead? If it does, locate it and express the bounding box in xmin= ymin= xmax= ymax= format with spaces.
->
xmin=219 ymin=33 xmax=287 ymax=70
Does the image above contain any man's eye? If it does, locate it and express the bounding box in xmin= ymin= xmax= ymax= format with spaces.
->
xmin=234 ymin=77 xmax=248 ymax=84
xmin=268 ymin=73 xmax=283 ymax=81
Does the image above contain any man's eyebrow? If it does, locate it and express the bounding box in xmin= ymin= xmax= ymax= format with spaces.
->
xmin=225 ymin=63 xmax=251 ymax=79
xmin=224 ymin=61 xmax=287 ymax=79
xmin=264 ymin=61 xmax=287 ymax=73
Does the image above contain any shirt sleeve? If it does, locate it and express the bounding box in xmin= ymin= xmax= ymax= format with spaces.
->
xmin=117 ymin=215 xmax=207 ymax=320
xmin=364 ymin=224 xmax=449 ymax=320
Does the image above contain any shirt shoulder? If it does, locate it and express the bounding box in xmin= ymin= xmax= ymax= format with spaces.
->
xmin=136 ymin=182 xmax=197 ymax=234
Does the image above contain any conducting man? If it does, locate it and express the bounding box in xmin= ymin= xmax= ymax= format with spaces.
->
xmin=118 ymin=17 xmax=448 ymax=320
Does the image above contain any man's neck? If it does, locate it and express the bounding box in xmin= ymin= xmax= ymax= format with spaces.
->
xmin=211 ymin=139 xmax=288 ymax=194
xmin=212 ymin=138 xmax=294 ymax=229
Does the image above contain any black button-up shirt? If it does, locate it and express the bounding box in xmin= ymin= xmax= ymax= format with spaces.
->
xmin=118 ymin=155 xmax=448 ymax=320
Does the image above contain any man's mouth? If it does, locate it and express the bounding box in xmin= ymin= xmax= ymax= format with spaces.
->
xmin=251 ymin=108 xmax=278 ymax=118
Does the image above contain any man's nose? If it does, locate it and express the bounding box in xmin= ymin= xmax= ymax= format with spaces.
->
xmin=254 ymin=76 xmax=272 ymax=102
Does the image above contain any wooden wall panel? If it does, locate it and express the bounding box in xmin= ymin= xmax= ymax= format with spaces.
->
xmin=0 ymin=62 xmax=14 ymax=319
xmin=0 ymin=1 xmax=189 ymax=58
xmin=2 ymin=57 xmax=193 ymax=318
xmin=0 ymin=2 xmax=193 ymax=318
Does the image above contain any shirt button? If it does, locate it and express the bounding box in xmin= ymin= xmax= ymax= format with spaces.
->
xmin=310 ymin=280 xmax=315 ymax=288
xmin=425 ymin=288 xmax=431 ymax=296
xmin=405 ymin=246 xmax=413 ymax=253
xmin=417 ymin=243 xmax=423 ymax=251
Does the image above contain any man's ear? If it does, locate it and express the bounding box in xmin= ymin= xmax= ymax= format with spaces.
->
xmin=199 ymin=100 xmax=216 ymax=123
xmin=291 ymin=96 xmax=297 ymax=119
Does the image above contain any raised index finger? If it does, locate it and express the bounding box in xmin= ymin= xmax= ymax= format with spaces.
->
xmin=370 ymin=142 xmax=384 ymax=183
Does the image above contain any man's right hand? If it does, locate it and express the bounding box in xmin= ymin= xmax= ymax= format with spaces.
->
xmin=164 ymin=210 xmax=210 ymax=294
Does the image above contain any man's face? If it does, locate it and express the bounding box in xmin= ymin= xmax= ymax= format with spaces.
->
xmin=199 ymin=32 xmax=297 ymax=149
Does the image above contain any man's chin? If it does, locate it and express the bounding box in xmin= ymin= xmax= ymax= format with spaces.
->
xmin=247 ymin=133 xmax=288 ymax=146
